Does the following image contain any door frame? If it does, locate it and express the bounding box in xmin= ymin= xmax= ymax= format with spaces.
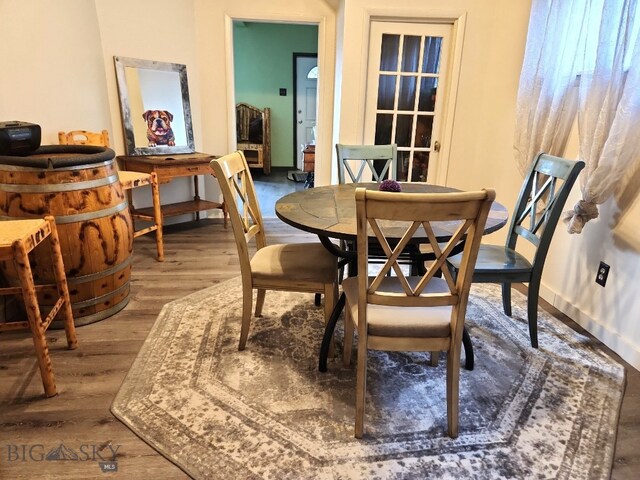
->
xmin=362 ymin=10 xmax=467 ymax=186
xmin=224 ymin=13 xmax=334 ymax=185
xmin=292 ymin=52 xmax=318 ymax=168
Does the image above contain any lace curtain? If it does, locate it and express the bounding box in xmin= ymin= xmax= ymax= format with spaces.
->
xmin=513 ymin=0 xmax=588 ymax=174
xmin=515 ymin=0 xmax=640 ymax=233
xmin=563 ymin=0 xmax=640 ymax=233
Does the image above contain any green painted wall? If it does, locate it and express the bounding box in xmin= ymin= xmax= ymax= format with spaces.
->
xmin=233 ymin=22 xmax=318 ymax=169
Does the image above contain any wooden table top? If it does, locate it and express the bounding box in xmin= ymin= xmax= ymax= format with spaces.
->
xmin=275 ymin=183 xmax=509 ymax=242
xmin=117 ymin=152 xmax=216 ymax=167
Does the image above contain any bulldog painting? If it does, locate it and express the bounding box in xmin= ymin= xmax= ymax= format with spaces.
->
xmin=143 ymin=110 xmax=176 ymax=147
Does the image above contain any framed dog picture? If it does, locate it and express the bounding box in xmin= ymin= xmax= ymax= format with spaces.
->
xmin=114 ymin=56 xmax=196 ymax=155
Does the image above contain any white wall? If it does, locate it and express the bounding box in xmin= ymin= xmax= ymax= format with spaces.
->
xmin=541 ymin=127 xmax=640 ymax=370
xmin=95 ymin=0 xmax=204 ymax=220
xmin=0 ymin=0 xmax=110 ymax=143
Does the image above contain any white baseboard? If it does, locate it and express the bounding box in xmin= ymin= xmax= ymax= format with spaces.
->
xmin=540 ymin=284 xmax=640 ymax=371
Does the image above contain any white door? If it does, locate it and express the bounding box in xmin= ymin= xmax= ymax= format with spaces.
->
xmin=295 ymin=56 xmax=318 ymax=170
xmin=364 ymin=21 xmax=453 ymax=183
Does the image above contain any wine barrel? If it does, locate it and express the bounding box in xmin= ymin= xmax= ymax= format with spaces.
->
xmin=0 ymin=145 xmax=133 ymax=327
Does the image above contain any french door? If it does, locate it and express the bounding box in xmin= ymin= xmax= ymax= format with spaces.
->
xmin=364 ymin=21 xmax=453 ymax=183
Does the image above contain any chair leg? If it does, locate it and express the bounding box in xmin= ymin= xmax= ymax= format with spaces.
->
xmin=324 ymin=283 xmax=338 ymax=358
xmin=323 ymin=282 xmax=339 ymax=322
xmin=527 ymin=280 xmax=540 ymax=348
xmin=462 ymin=327 xmax=474 ymax=371
xmin=501 ymin=282 xmax=512 ymax=316
xmin=239 ymin=287 xmax=254 ymax=351
xmin=150 ymin=172 xmax=165 ymax=262
xmin=429 ymin=351 xmax=439 ymax=367
xmin=446 ymin=346 xmax=461 ymax=439
xmin=46 ymin=217 xmax=77 ymax=349
xmin=314 ymin=293 xmax=321 ymax=306
xmin=13 ymin=240 xmax=57 ymax=397
xmin=343 ymin=308 xmax=354 ymax=367
xmin=354 ymin=334 xmax=368 ymax=438
xmin=254 ymin=289 xmax=266 ymax=317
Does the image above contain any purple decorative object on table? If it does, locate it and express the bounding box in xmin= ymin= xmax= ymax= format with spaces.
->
xmin=379 ymin=179 xmax=402 ymax=192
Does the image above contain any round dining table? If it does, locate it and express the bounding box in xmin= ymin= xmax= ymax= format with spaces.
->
xmin=275 ymin=182 xmax=509 ymax=372
xmin=276 ymin=182 xmax=508 ymax=243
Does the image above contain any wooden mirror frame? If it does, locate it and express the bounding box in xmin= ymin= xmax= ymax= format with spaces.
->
xmin=114 ymin=56 xmax=195 ymax=156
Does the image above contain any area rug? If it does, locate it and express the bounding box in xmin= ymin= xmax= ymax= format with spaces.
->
xmin=111 ymin=278 xmax=625 ymax=479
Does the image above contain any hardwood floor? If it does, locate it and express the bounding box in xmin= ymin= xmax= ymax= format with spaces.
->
xmin=1 ymin=218 xmax=638 ymax=479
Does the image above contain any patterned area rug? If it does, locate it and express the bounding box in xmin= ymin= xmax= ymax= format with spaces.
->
xmin=111 ymin=278 xmax=625 ymax=479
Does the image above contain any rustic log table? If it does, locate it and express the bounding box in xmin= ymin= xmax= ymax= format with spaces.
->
xmin=117 ymin=152 xmax=226 ymax=225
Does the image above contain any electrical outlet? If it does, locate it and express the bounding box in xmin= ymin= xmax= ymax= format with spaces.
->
xmin=595 ymin=261 xmax=610 ymax=287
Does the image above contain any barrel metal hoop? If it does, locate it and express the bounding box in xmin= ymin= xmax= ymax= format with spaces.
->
xmin=0 ymin=159 xmax=115 ymax=172
xmin=54 ymin=295 xmax=130 ymax=328
xmin=65 ymin=256 xmax=133 ymax=285
xmin=0 ymin=200 xmax=129 ymax=224
xmin=71 ymin=281 xmax=131 ymax=309
xmin=0 ymin=174 xmax=118 ymax=192
xmin=54 ymin=201 xmax=129 ymax=224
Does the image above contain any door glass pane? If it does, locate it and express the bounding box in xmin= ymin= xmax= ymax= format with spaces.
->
xmin=375 ymin=114 xmax=393 ymax=144
xmin=422 ymin=37 xmax=442 ymax=73
xmin=418 ymin=77 xmax=438 ymax=111
xmin=380 ymin=34 xmax=400 ymax=71
xmin=397 ymin=151 xmax=410 ymax=181
xmin=414 ymin=116 xmax=433 ymax=148
xmin=377 ymin=75 xmax=396 ymax=110
xmin=395 ymin=115 xmax=413 ymax=147
xmin=397 ymin=76 xmax=417 ymax=111
xmin=367 ymin=22 xmax=450 ymax=183
xmin=401 ymin=35 xmax=421 ymax=72
xmin=412 ymin=151 xmax=430 ymax=182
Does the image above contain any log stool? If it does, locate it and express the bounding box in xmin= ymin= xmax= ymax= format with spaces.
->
xmin=0 ymin=216 xmax=78 ymax=397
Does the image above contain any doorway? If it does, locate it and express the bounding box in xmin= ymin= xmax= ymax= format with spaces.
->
xmin=231 ymin=21 xmax=319 ymax=216
xmin=293 ymin=54 xmax=318 ymax=170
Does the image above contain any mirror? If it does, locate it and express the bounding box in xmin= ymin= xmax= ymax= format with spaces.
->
xmin=114 ymin=56 xmax=195 ymax=155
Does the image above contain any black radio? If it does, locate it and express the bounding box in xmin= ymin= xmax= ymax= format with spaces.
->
xmin=0 ymin=121 xmax=42 ymax=156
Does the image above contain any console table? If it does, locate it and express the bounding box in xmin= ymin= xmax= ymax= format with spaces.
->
xmin=117 ymin=152 xmax=226 ymax=225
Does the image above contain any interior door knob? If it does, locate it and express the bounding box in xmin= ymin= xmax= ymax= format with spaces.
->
xmin=298 ymin=120 xmax=303 ymax=124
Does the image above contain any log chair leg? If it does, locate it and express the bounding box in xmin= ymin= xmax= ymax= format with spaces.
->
xmin=13 ymin=239 xmax=57 ymax=398
xmin=150 ymin=172 xmax=165 ymax=262
xmin=45 ymin=217 xmax=77 ymax=350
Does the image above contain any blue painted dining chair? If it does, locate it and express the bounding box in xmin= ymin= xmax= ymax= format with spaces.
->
xmin=335 ymin=143 xmax=429 ymax=276
xmin=446 ymin=153 xmax=585 ymax=350
xmin=336 ymin=144 xmax=397 ymax=184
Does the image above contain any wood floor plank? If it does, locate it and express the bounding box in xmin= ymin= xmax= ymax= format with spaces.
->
xmin=1 ymin=211 xmax=638 ymax=479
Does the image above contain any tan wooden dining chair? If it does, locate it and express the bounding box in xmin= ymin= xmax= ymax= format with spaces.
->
xmin=342 ymin=187 xmax=495 ymax=438
xmin=210 ymin=151 xmax=339 ymax=350
xmin=0 ymin=217 xmax=78 ymax=397
xmin=58 ymin=130 xmax=164 ymax=261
